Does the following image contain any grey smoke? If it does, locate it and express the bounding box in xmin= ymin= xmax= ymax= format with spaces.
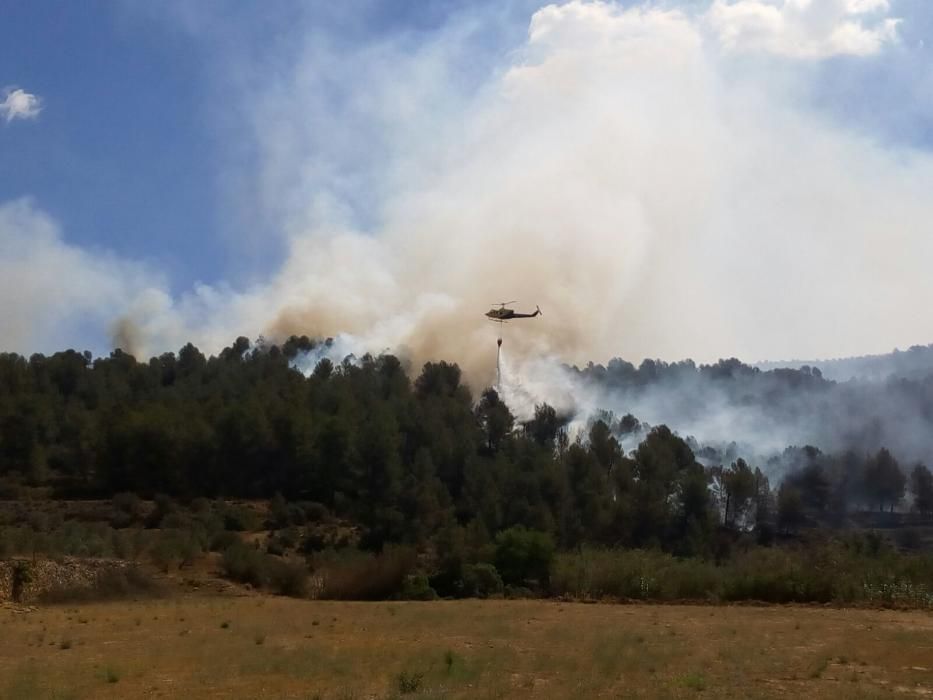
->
xmin=552 ymin=350 xmax=933 ymax=475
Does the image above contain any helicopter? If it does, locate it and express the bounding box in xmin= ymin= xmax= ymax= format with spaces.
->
xmin=485 ymin=301 xmax=542 ymax=322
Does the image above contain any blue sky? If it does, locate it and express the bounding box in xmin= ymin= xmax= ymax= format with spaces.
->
xmin=0 ymin=1 xmax=222 ymax=288
xmin=3 ymin=1 xmax=933 ymax=365
xmin=0 ymin=0 xmax=541 ymax=292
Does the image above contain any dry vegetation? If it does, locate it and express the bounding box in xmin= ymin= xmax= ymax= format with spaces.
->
xmin=1 ymin=595 xmax=931 ymax=699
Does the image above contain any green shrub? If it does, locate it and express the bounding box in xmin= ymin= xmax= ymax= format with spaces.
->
xmin=300 ymin=501 xmax=330 ymax=523
xmin=551 ymin=548 xmax=718 ymax=601
xmin=209 ymin=530 xmax=239 ymax=552
xmin=395 ymin=670 xmax=423 ymax=694
xmin=11 ymin=561 xmax=33 ymax=602
xmin=221 ymin=542 xmax=270 ymax=588
xmin=461 ymin=563 xmax=504 ymax=598
xmin=111 ymin=492 xmax=145 ymax=528
xmin=504 ymin=584 xmax=535 ymax=599
xmin=111 ymin=528 xmax=145 ymax=560
xmin=680 ymin=672 xmax=706 ymax=691
xmin=550 ymin=543 xmax=933 ymax=607
xmin=159 ymin=511 xmax=194 ymax=530
xmin=150 ymin=530 xmax=200 ymax=572
xmin=147 ymin=494 xmax=177 ymax=528
xmin=400 ymin=573 xmax=437 ymax=600
xmin=221 ymin=504 xmax=261 ymax=532
xmin=494 ymin=526 xmax=554 ymax=587
xmin=267 ymin=528 xmax=300 ymax=556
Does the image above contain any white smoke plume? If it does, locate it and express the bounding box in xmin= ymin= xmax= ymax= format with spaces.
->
xmin=136 ymin=2 xmax=933 ymax=379
xmin=9 ymin=2 xmax=933 ymax=455
xmin=0 ymin=199 xmax=164 ymax=355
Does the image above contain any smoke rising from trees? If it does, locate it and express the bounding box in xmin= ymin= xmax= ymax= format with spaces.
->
xmin=557 ymin=348 xmax=933 ymax=471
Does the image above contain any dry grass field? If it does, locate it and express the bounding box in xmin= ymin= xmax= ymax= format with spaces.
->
xmin=1 ymin=595 xmax=931 ymax=699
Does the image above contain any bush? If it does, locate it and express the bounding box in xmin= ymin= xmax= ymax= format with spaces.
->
xmin=150 ymin=530 xmax=201 ymax=572
xmin=11 ymin=561 xmax=34 ymax=602
xmin=494 ymin=526 xmax=554 ymax=587
xmin=111 ymin=492 xmax=145 ymax=528
xmin=221 ymin=504 xmax=261 ymax=532
xmin=317 ymin=546 xmax=417 ymax=600
xmin=221 ymin=542 xmax=271 ymax=588
xmin=269 ymin=493 xmax=290 ymax=529
xmin=504 ymin=584 xmax=535 ymax=599
xmin=189 ymin=497 xmax=213 ymax=515
xmin=300 ymin=501 xmax=330 ymax=523
xmin=550 ymin=543 xmax=933 ymax=607
xmin=551 ymin=548 xmax=719 ymax=601
xmin=395 ymin=670 xmax=423 ymax=694
xmin=400 ymin=573 xmax=437 ymax=600
xmin=159 ymin=511 xmax=194 ymax=531
xmin=220 ymin=542 xmax=309 ymax=597
xmin=301 ymin=531 xmax=328 ymax=553
xmin=461 ymin=563 xmax=503 ymax=598
xmin=146 ymin=494 xmax=177 ymax=528
xmin=268 ymin=559 xmax=309 ymax=598
xmin=209 ymin=530 xmax=240 ymax=552
xmin=267 ymin=528 xmax=300 ymax=556
xmin=112 ymin=528 xmax=146 ymax=561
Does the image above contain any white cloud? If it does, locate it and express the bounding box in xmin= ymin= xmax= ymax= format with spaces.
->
xmin=0 ymin=198 xmax=167 ymax=354
xmin=1 ymin=87 xmax=42 ymax=123
xmin=707 ymin=0 xmax=901 ymax=57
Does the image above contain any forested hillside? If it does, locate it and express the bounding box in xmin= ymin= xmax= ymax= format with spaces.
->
xmin=2 ymin=337 xmax=932 ymax=559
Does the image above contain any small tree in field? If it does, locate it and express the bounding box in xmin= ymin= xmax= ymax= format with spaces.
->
xmin=494 ymin=526 xmax=554 ymax=587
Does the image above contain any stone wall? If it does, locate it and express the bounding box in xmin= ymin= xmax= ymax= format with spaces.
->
xmin=0 ymin=557 xmax=131 ymax=603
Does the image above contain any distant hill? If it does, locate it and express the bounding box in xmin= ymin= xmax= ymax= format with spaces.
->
xmin=756 ymin=344 xmax=933 ymax=382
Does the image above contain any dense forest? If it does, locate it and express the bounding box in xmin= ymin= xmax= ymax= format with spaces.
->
xmin=1 ymin=337 xmax=932 ymax=603
xmin=3 ymin=337 xmax=932 ymax=537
